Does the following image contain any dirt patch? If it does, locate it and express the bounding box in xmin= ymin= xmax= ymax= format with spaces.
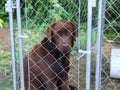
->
xmin=0 ymin=27 xmax=10 ymax=51
xmin=69 ymin=42 xmax=120 ymax=90
xmin=101 ymin=42 xmax=120 ymax=90
xmin=68 ymin=41 xmax=120 ymax=90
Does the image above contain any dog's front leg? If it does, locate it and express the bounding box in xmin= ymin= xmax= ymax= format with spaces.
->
xmin=44 ymin=79 xmax=58 ymax=90
xmin=59 ymin=76 xmax=71 ymax=90
xmin=60 ymin=82 xmax=71 ymax=90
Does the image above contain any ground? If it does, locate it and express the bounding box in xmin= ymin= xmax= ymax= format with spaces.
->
xmin=0 ymin=27 xmax=120 ymax=90
xmin=0 ymin=27 xmax=10 ymax=51
xmin=0 ymin=27 xmax=13 ymax=90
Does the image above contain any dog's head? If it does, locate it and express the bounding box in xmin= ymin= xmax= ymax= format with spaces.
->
xmin=45 ymin=20 xmax=78 ymax=53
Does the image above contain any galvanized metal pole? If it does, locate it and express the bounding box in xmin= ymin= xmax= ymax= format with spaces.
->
xmin=95 ymin=0 xmax=106 ymax=90
xmin=16 ymin=0 xmax=25 ymax=90
xmin=86 ymin=0 xmax=92 ymax=90
xmin=5 ymin=0 xmax=17 ymax=90
xmin=77 ymin=0 xmax=81 ymax=89
xmin=9 ymin=12 xmax=17 ymax=90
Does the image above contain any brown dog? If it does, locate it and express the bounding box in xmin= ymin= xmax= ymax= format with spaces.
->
xmin=23 ymin=20 xmax=78 ymax=90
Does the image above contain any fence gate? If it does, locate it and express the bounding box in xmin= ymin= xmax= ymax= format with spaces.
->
xmin=4 ymin=0 xmax=120 ymax=90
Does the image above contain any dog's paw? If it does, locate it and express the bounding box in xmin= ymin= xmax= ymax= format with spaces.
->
xmin=69 ymin=85 xmax=78 ymax=90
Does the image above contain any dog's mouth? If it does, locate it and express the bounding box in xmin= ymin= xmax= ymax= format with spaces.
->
xmin=57 ymin=45 xmax=72 ymax=53
xmin=52 ymin=37 xmax=73 ymax=53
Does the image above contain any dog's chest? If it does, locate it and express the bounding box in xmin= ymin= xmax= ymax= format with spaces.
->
xmin=55 ymin=57 xmax=70 ymax=77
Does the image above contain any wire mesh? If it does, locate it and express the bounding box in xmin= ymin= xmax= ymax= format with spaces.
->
xmin=1 ymin=0 xmax=120 ymax=90
xmin=21 ymin=0 xmax=80 ymax=90
xmin=20 ymin=0 xmax=120 ymax=89
xmin=102 ymin=0 xmax=120 ymax=90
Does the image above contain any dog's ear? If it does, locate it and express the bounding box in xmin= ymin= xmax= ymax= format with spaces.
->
xmin=45 ymin=23 xmax=56 ymax=42
xmin=70 ymin=22 xmax=78 ymax=40
xmin=73 ymin=25 xmax=78 ymax=38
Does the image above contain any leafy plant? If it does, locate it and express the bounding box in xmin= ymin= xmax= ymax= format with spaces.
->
xmin=0 ymin=0 xmax=8 ymax=21
xmin=0 ymin=19 xmax=4 ymax=28
xmin=104 ymin=21 xmax=120 ymax=42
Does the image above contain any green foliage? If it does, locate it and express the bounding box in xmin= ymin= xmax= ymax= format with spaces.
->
xmin=105 ymin=0 xmax=120 ymax=21
xmin=0 ymin=45 xmax=12 ymax=74
xmin=0 ymin=0 xmax=8 ymax=21
xmin=0 ymin=19 xmax=4 ymax=28
xmin=0 ymin=45 xmax=12 ymax=90
xmin=71 ymin=23 xmax=97 ymax=55
xmin=104 ymin=21 xmax=120 ymax=42
xmin=1 ymin=0 xmax=120 ymax=24
xmin=0 ymin=76 xmax=13 ymax=90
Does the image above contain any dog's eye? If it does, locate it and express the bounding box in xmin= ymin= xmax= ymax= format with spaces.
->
xmin=66 ymin=30 xmax=71 ymax=35
xmin=57 ymin=31 xmax=62 ymax=35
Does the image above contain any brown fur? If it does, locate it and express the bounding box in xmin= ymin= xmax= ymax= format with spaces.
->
xmin=23 ymin=20 xmax=78 ymax=90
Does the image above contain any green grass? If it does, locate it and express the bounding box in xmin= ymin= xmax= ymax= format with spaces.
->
xmin=0 ymin=76 xmax=13 ymax=90
xmin=0 ymin=45 xmax=13 ymax=90
xmin=72 ymin=25 xmax=97 ymax=55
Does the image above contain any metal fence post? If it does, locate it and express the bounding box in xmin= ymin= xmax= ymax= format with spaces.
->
xmin=16 ymin=0 xmax=25 ymax=90
xmin=95 ymin=0 xmax=106 ymax=90
xmin=77 ymin=0 xmax=81 ymax=89
xmin=86 ymin=0 xmax=93 ymax=90
xmin=5 ymin=0 xmax=17 ymax=90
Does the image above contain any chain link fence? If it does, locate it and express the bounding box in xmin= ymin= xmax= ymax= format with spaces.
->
xmin=0 ymin=0 xmax=120 ymax=90
xmin=102 ymin=0 xmax=120 ymax=90
xmin=21 ymin=0 xmax=80 ymax=89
